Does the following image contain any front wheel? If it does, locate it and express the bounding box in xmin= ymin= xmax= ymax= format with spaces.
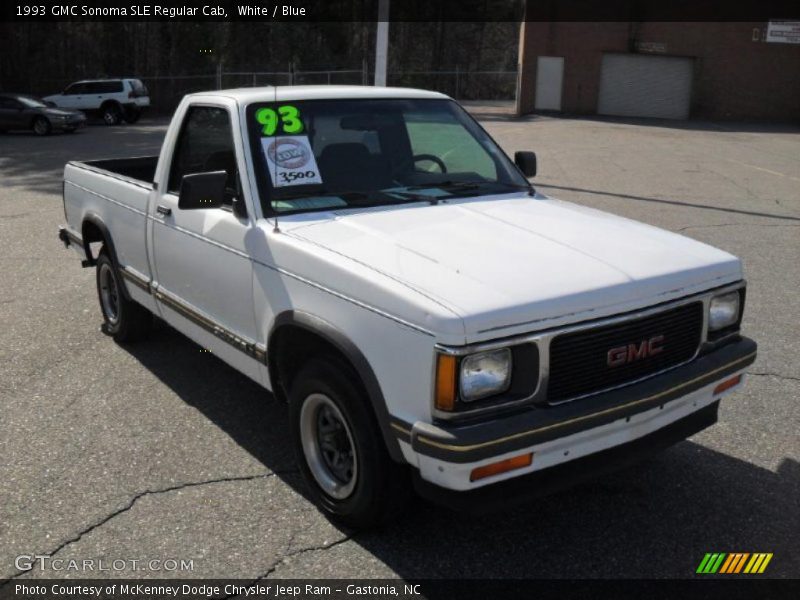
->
xmin=101 ymin=103 xmax=122 ymax=126
xmin=96 ymin=251 xmax=152 ymax=342
xmin=289 ymin=357 xmax=410 ymax=529
xmin=32 ymin=117 xmax=51 ymax=136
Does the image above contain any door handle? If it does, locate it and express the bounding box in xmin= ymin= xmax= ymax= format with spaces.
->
xmin=156 ymin=205 xmax=172 ymax=216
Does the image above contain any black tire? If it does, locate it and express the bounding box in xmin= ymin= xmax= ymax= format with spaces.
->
xmin=122 ymin=107 xmax=141 ymax=124
xmin=289 ymin=357 xmax=410 ymax=529
xmin=101 ymin=103 xmax=122 ymax=126
xmin=95 ymin=251 xmax=152 ymax=342
xmin=32 ymin=116 xmax=51 ymax=136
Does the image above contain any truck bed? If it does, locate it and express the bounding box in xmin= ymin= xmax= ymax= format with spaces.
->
xmin=79 ymin=156 xmax=158 ymax=185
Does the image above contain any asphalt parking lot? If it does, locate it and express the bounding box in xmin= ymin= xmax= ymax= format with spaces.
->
xmin=1 ymin=106 xmax=798 ymax=582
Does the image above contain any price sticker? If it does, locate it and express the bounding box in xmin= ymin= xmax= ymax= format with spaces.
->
xmin=262 ymin=136 xmax=323 ymax=187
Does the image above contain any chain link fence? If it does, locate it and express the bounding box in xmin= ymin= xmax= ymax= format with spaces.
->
xmin=32 ymin=68 xmax=518 ymax=114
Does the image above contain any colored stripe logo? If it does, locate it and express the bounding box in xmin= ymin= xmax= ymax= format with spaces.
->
xmin=697 ymin=553 xmax=773 ymax=574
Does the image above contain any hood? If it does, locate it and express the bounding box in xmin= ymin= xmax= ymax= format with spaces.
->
xmin=286 ymin=194 xmax=741 ymax=338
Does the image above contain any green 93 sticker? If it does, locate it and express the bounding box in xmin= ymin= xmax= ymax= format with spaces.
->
xmin=255 ymin=105 xmax=304 ymax=136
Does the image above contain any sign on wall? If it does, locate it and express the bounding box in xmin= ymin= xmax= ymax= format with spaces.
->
xmin=766 ymin=21 xmax=800 ymax=44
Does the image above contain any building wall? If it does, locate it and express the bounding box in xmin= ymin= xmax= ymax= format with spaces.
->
xmin=518 ymin=21 xmax=800 ymax=121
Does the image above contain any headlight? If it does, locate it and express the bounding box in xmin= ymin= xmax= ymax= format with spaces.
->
xmin=708 ymin=291 xmax=740 ymax=331
xmin=459 ymin=348 xmax=512 ymax=402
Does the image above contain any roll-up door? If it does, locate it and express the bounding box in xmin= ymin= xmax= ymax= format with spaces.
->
xmin=598 ymin=53 xmax=694 ymax=119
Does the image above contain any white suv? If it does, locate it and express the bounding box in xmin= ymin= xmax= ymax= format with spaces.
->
xmin=45 ymin=78 xmax=150 ymax=125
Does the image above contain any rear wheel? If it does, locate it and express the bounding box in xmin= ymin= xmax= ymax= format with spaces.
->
xmin=122 ymin=107 xmax=141 ymax=124
xmin=101 ymin=103 xmax=122 ymax=126
xmin=96 ymin=251 xmax=152 ymax=342
xmin=32 ymin=117 xmax=51 ymax=136
xmin=289 ymin=357 xmax=410 ymax=529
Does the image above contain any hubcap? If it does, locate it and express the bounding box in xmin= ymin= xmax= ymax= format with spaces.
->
xmin=99 ymin=263 xmax=120 ymax=324
xmin=34 ymin=119 xmax=47 ymax=134
xmin=104 ymin=111 xmax=115 ymax=124
xmin=299 ymin=393 xmax=357 ymax=499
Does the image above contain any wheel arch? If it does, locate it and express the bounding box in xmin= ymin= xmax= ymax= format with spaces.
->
xmin=81 ymin=213 xmax=132 ymax=300
xmin=100 ymin=99 xmax=122 ymax=111
xmin=268 ymin=310 xmax=405 ymax=463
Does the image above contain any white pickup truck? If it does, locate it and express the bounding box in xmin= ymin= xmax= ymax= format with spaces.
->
xmin=59 ymin=86 xmax=757 ymax=527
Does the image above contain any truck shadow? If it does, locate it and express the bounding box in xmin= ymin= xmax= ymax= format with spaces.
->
xmin=120 ymin=322 xmax=799 ymax=579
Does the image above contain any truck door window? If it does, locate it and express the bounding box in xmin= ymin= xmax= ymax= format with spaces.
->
xmin=405 ymin=109 xmax=496 ymax=180
xmin=168 ymin=106 xmax=240 ymax=204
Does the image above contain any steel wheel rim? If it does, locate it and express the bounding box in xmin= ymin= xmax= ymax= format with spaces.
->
xmin=104 ymin=110 xmax=115 ymax=124
xmin=34 ymin=119 xmax=47 ymax=134
xmin=299 ymin=393 xmax=357 ymax=499
xmin=99 ymin=263 xmax=120 ymax=324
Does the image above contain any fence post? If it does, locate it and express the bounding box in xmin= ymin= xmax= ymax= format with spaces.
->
xmin=455 ymin=65 xmax=460 ymax=99
xmin=252 ymin=72 xmax=256 ymax=87
xmin=216 ymin=63 xmax=222 ymax=90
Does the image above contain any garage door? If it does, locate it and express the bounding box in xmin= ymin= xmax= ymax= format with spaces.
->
xmin=598 ymin=53 xmax=693 ymax=120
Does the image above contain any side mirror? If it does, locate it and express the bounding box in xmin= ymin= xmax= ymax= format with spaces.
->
xmin=514 ymin=151 xmax=537 ymax=178
xmin=45 ymin=100 xmax=57 ymax=108
xmin=178 ymin=171 xmax=226 ymax=210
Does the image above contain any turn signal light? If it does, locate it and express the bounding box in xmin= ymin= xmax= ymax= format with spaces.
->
xmin=435 ymin=354 xmax=457 ymax=411
xmin=713 ymin=374 xmax=742 ymax=395
xmin=470 ymin=453 xmax=533 ymax=482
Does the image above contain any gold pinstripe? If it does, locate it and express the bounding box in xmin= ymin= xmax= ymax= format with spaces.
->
xmin=391 ymin=422 xmax=412 ymax=437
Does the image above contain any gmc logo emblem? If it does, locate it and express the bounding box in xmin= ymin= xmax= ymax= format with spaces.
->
xmin=607 ymin=335 xmax=664 ymax=367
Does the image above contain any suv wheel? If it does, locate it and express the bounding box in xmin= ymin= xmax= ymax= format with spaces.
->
xmin=123 ymin=107 xmax=141 ymax=124
xmin=101 ymin=103 xmax=122 ymax=126
xmin=289 ymin=357 xmax=410 ymax=529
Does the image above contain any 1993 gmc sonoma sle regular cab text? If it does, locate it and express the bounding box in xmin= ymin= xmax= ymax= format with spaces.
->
xmin=58 ymin=86 xmax=757 ymax=528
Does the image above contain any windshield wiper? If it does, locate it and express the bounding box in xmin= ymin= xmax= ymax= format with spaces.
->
xmin=404 ymin=180 xmax=482 ymax=192
xmin=275 ymin=189 xmax=369 ymax=202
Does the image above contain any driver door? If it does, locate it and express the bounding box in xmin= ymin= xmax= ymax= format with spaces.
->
xmin=150 ymin=105 xmax=261 ymax=380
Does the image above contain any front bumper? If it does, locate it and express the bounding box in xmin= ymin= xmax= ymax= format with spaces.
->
xmin=52 ymin=116 xmax=86 ymax=130
xmin=397 ymin=336 xmax=756 ymax=493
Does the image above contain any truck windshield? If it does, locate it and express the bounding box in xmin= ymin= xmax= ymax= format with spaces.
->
xmin=245 ymin=98 xmax=530 ymax=216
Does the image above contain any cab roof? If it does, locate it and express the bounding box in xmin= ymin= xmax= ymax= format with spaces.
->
xmin=188 ymin=85 xmax=450 ymax=104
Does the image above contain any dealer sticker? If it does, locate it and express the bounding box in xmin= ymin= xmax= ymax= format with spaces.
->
xmin=261 ymin=135 xmax=323 ymax=187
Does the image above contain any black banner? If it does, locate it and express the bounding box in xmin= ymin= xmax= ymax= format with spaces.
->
xmin=1 ymin=579 xmax=800 ymax=600
xmin=1 ymin=0 xmax=799 ymax=23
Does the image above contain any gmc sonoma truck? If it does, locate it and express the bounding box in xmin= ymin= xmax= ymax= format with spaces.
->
xmin=58 ymin=86 xmax=757 ymax=528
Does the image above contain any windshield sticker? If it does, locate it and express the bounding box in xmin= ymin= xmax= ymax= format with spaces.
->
xmin=255 ymin=105 xmax=304 ymax=136
xmin=261 ymin=135 xmax=323 ymax=187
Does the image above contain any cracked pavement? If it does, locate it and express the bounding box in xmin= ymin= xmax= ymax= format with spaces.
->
xmin=1 ymin=106 xmax=798 ymax=580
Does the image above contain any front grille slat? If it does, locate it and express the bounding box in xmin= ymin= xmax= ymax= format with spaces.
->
xmin=547 ymin=302 xmax=704 ymax=403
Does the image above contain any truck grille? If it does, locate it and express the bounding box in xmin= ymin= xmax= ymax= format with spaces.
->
xmin=547 ymin=302 xmax=704 ymax=403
